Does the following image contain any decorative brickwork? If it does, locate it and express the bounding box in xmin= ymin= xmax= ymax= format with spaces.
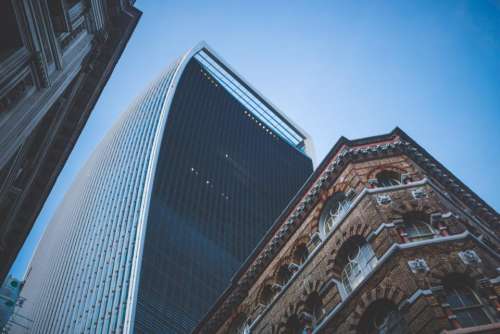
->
xmin=194 ymin=128 xmax=500 ymax=334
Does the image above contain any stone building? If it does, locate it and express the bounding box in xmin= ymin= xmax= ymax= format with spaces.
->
xmin=194 ymin=128 xmax=500 ymax=334
xmin=0 ymin=0 xmax=141 ymax=281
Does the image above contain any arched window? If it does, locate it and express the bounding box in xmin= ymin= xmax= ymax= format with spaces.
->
xmin=238 ymin=322 xmax=251 ymax=334
xmin=340 ymin=237 xmax=377 ymax=293
xmin=358 ymin=300 xmax=407 ymax=334
xmin=375 ymin=170 xmax=401 ymax=187
xmin=403 ymin=213 xmax=436 ymax=242
xmin=293 ymin=243 xmax=309 ymax=266
xmin=259 ymin=284 xmax=276 ymax=306
xmin=443 ymin=275 xmax=490 ymax=328
xmin=277 ymin=264 xmax=293 ymax=286
xmin=320 ymin=191 xmax=356 ymax=236
xmin=228 ymin=313 xmax=251 ymax=334
xmin=284 ymin=314 xmax=305 ymax=334
xmin=304 ymin=292 xmax=323 ymax=326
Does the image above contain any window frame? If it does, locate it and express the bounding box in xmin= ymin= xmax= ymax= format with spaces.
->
xmin=304 ymin=292 xmax=324 ymax=327
xmin=276 ymin=264 xmax=293 ymax=286
xmin=362 ymin=301 xmax=407 ymax=334
xmin=320 ymin=191 xmax=356 ymax=237
xmin=375 ymin=170 xmax=402 ymax=188
xmin=445 ymin=285 xmax=491 ymax=328
xmin=293 ymin=243 xmax=309 ymax=265
xmin=404 ymin=219 xmax=437 ymax=242
xmin=340 ymin=239 xmax=377 ymax=293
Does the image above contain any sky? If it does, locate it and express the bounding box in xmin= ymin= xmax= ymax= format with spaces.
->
xmin=9 ymin=0 xmax=500 ymax=279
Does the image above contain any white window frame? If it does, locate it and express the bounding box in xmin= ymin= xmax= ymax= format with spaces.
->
xmin=341 ymin=241 xmax=377 ymax=293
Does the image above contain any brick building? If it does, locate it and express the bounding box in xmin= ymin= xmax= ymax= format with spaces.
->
xmin=194 ymin=128 xmax=500 ymax=334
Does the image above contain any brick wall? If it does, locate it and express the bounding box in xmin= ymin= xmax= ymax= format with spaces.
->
xmin=207 ymin=139 xmax=499 ymax=334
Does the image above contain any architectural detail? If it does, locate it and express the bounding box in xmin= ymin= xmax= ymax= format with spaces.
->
xmin=377 ymin=194 xmax=392 ymax=205
xmin=408 ymin=258 xmax=430 ymax=273
xmin=368 ymin=178 xmax=378 ymax=187
xmin=401 ymin=173 xmax=411 ymax=184
xmin=458 ymin=250 xmax=482 ymax=265
xmin=15 ymin=43 xmax=313 ymax=334
xmin=0 ymin=0 xmax=141 ymax=281
xmin=411 ymin=187 xmax=427 ymax=199
xmin=194 ymin=128 xmax=500 ymax=334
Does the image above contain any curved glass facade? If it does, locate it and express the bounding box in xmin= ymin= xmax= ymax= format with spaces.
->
xmin=17 ymin=43 xmax=313 ymax=334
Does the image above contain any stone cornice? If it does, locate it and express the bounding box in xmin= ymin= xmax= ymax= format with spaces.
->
xmin=0 ymin=2 xmax=142 ymax=282
xmin=222 ymin=180 xmax=498 ymax=332
xmin=312 ymin=230 xmax=499 ymax=333
xmin=194 ymin=128 xmax=499 ymax=333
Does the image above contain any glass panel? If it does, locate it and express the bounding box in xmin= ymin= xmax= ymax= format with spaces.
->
xmin=376 ymin=171 xmax=401 ymax=187
xmin=285 ymin=315 xmax=305 ymax=333
xmin=135 ymin=59 xmax=313 ymax=332
xmin=294 ymin=244 xmax=309 ymax=265
xmin=277 ymin=266 xmax=292 ymax=285
xmin=193 ymin=51 xmax=306 ymax=151
xmin=446 ymin=290 xmax=462 ymax=308
xmin=459 ymin=289 xmax=478 ymax=306
xmin=455 ymin=310 xmax=475 ymax=328
xmin=467 ymin=308 xmax=490 ymax=326
xmin=383 ymin=310 xmax=406 ymax=334
xmin=405 ymin=221 xmax=435 ymax=242
xmin=322 ymin=192 xmax=354 ymax=235
xmin=367 ymin=308 xmax=406 ymax=334
xmin=447 ymin=286 xmax=490 ymax=328
xmin=341 ymin=241 xmax=376 ymax=293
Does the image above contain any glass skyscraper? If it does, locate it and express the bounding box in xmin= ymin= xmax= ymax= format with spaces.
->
xmin=16 ymin=42 xmax=313 ymax=333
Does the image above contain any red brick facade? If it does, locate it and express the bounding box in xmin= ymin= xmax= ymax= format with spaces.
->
xmin=194 ymin=128 xmax=500 ymax=334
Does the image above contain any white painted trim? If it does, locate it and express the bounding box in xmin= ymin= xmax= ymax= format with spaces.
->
xmin=122 ymin=43 xmax=199 ymax=333
xmin=311 ymin=231 xmax=499 ymax=333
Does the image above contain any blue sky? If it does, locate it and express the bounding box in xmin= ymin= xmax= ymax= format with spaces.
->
xmin=9 ymin=0 xmax=500 ymax=278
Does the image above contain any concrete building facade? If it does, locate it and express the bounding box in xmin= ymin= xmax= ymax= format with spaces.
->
xmin=195 ymin=128 xmax=500 ymax=334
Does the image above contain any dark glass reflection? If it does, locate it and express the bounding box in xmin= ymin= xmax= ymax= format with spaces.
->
xmin=134 ymin=59 xmax=313 ymax=333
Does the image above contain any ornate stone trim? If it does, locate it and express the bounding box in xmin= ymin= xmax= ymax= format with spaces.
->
xmin=197 ymin=132 xmax=500 ymax=333
xmin=408 ymin=258 xmax=430 ymax=273
xmin=411 ymin=187 xmax=426 ymax=199
xmin=376 ymin=194 xmax=392 ymax=205
xmin=458 ymin=249 xmax=482 ymax=265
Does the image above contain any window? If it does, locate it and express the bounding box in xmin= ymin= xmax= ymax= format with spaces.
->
xmin=276 ymin=264 xmax=293 ymax=286
xmin=227 ymin=313 xmax=251 ymax=334
xmin=359 ymin=300 xmax=407 ymax=334
xmin=284 ymin=314 xmax=306 ymax=334
xmin=304 ymin=292 xmax=323 ymax=326
xmin=340 ymin=237 xmax=377 ymax=293
xmin=293 ymin=243 xmax=309 ymax=266
xmin=48 ymin=0 xmax=69 ymax=32
xmin=376 ymin=170 xmax=401 ymax=188
xmin=259 ymin=285 xmax=276 ymax=306
xmin=444 ymin=279 xmax=490 ymax=328
xmin=239 ymin=324 xmax=250 ymax=334
xmin=320 ymin=191 xmax=356 ymax=236
xmin=403 ymin=213 xmax=436 ymax=242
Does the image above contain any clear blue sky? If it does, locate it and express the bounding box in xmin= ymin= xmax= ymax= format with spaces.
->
xmin=10 ymin=0 xmax=500 ymax=278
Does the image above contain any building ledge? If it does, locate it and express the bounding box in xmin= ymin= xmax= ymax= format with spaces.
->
xmin=441 ymin=323 xmax=500 ymax=334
